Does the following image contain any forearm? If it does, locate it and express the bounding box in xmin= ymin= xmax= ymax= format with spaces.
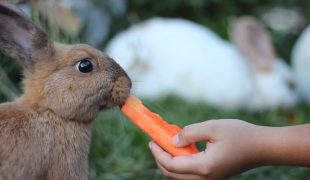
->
xmin=258 ymin=124 xmax=310 ymax=166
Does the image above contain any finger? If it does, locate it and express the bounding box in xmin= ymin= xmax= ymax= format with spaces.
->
xmin=149 ymin=141 xmax=207 ymax=174
xmin=149 ymin=141 xmax=173 ymax=160
xmin=174 ymin=120 xmax=217 ymax=147
xmin=155 ymin=160 xmax=204 ymax=180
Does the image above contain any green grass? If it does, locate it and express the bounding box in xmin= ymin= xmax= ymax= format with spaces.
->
xmin=89 ymin=95 xmax=310 ymax=180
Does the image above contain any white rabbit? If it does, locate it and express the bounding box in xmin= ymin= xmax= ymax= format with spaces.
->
xmin=292 ymin=25 xmax=310 ymax=103
xmin=106 ymin=16 xmax=297 ymax=111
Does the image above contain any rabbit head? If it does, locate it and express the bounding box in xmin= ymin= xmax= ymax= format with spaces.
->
xmin=0 ymin=1 xmax=131 ymax=122
xmin=230 ymin=16 xmax=297 ymax=109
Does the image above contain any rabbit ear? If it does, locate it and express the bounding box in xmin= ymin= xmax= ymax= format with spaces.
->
xmin=0 ymin=1 xmax=53 ymax=70
xmin=230 ymin=16 xmax=276 ymax=72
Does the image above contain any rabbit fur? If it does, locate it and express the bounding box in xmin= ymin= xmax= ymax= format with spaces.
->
xmin=106 ymin=17 xmax=297 ymax=111
xmin=0 ymin=1 xmax=131 ymax=179
xmin=292 ymin=25 xmax=310 ymax=104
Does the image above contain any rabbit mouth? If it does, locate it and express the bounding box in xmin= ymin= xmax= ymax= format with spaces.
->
xmin=102 ymin=76 xmax=131 ymax=109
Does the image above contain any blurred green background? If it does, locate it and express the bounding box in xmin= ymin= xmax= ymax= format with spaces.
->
xmin=1 ymin=0 xmax=310 ymax=179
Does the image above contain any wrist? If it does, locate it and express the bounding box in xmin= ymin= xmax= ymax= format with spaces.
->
xmin=254 ymin=124 xmax=310 ymax=166
xmin=242 ymin=124 xmax=271 ymax=167
xmin=251 ymin=125 xmax=277 ymax=166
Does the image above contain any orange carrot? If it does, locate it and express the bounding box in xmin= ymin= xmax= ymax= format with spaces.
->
xmin=120 ymin=95 xmax=199 ymax=156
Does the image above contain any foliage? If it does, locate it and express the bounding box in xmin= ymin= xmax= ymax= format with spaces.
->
xmin=0 ymin=54 xmax=21 ymax=101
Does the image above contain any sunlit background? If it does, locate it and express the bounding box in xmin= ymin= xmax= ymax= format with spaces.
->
xmin=1 ymin=0 xmax=310 ymax=179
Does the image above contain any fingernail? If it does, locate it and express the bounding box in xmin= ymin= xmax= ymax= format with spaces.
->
xmin=172 ymin=135 xmax=179 ymax=146
xmin=148 ymin=142 xmax=152 ymax=148
xmin=149 ymin=141 xmax=153 ymax=149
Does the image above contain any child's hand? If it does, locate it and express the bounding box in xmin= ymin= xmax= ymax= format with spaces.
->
xmin=149 ymin=119 xmax=264 ymax=180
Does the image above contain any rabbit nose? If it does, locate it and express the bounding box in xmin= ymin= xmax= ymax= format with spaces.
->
xmin=106 ymin=57 xmax=132 ymax=86
xmin=111 ymin=63 xmax=132 ymax=88
xmin=117 ymin=67 xmax=131 ymax=87
xmin=105 ymin=58 xmax=132 ymax=106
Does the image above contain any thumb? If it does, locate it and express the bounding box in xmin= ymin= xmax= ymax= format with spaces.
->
xmin=172 ymin=121 xmax=216 ymax=147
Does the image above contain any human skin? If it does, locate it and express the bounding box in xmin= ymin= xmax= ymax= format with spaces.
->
xmin=149 ymin=119 xmax=310 ymax=180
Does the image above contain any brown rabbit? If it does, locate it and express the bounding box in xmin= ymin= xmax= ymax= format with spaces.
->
xmin=0 ymin=1 xmax=131 ymax=179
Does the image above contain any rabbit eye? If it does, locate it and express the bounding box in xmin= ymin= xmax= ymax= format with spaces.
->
xmin=76 ymin=59 xmax=93 ymax=73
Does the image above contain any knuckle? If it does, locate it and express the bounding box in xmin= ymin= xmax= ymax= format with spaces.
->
xmin=204 ymin=120 xmax=219 ymax=133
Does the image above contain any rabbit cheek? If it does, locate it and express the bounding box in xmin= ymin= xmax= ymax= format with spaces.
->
xmin=43 ymin=74 xmax=102 ymax=122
